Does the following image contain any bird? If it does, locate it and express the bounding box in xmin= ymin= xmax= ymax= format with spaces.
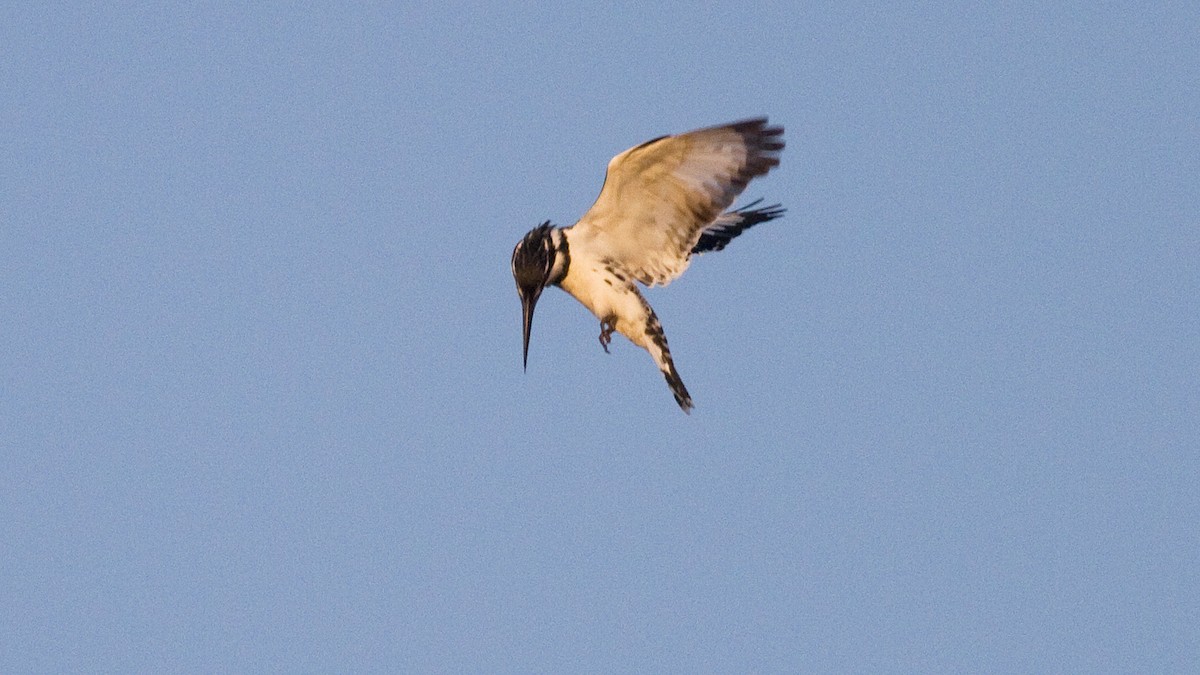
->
xmin=510 ymin=117 xmax=784 ymax=413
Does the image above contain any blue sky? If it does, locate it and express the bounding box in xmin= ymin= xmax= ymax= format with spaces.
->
xmin=3 ymin=2 xmax=1197 ymax=671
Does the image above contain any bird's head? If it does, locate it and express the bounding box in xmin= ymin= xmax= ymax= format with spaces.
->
xmin=511 ymin=222 xmax=566 ymax=371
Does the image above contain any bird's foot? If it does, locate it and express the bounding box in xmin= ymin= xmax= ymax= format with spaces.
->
xmin=598 ymin=319 xmax=616 ymax=354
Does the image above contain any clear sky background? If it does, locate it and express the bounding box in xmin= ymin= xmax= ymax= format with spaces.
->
xmin=3 ymin=2 xmax=1198 ymax=671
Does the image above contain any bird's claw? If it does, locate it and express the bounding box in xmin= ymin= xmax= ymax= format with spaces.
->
xmin=599 ymin=319 xmax=615 ymax=354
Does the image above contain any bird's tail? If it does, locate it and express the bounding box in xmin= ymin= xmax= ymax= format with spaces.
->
xmin=661 ymin=357 xmax=693 ymax=414
xmin=643 ymin=309 xmax=694 ymax=413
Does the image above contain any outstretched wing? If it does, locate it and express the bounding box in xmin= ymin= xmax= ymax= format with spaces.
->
xmin=570 ymin=118 xmax=784 ymax=286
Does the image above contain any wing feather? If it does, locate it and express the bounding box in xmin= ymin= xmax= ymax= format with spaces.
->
xmin=571 ymin=118 xmax=784 ymax=285
xmin=692 ymin=200 xmax=786 ymax=255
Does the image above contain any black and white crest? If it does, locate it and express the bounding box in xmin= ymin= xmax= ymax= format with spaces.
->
xmin=510 ymin=222 xmax=563 ymax=291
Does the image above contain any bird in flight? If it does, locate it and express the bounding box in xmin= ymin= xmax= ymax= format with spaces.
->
xmin=510 ymin=118 xmax=785 ymax=413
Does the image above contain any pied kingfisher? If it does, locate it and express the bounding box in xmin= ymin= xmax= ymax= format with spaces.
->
xmin=511 ymin=118 xmax=785 ymax=413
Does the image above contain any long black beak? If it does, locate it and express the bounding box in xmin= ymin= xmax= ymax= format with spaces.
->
xmin=520 ymin=288 xmax=540 ymax=371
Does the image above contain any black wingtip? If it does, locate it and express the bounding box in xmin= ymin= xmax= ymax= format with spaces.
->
xmin=691 ymin=200 xmax=786 ymax=255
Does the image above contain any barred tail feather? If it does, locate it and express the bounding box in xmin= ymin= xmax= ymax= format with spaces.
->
xmin=661 ymin=359 xmax=694 ymax=413
xmin=642 ymin=308 xmax=694 ymax=413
